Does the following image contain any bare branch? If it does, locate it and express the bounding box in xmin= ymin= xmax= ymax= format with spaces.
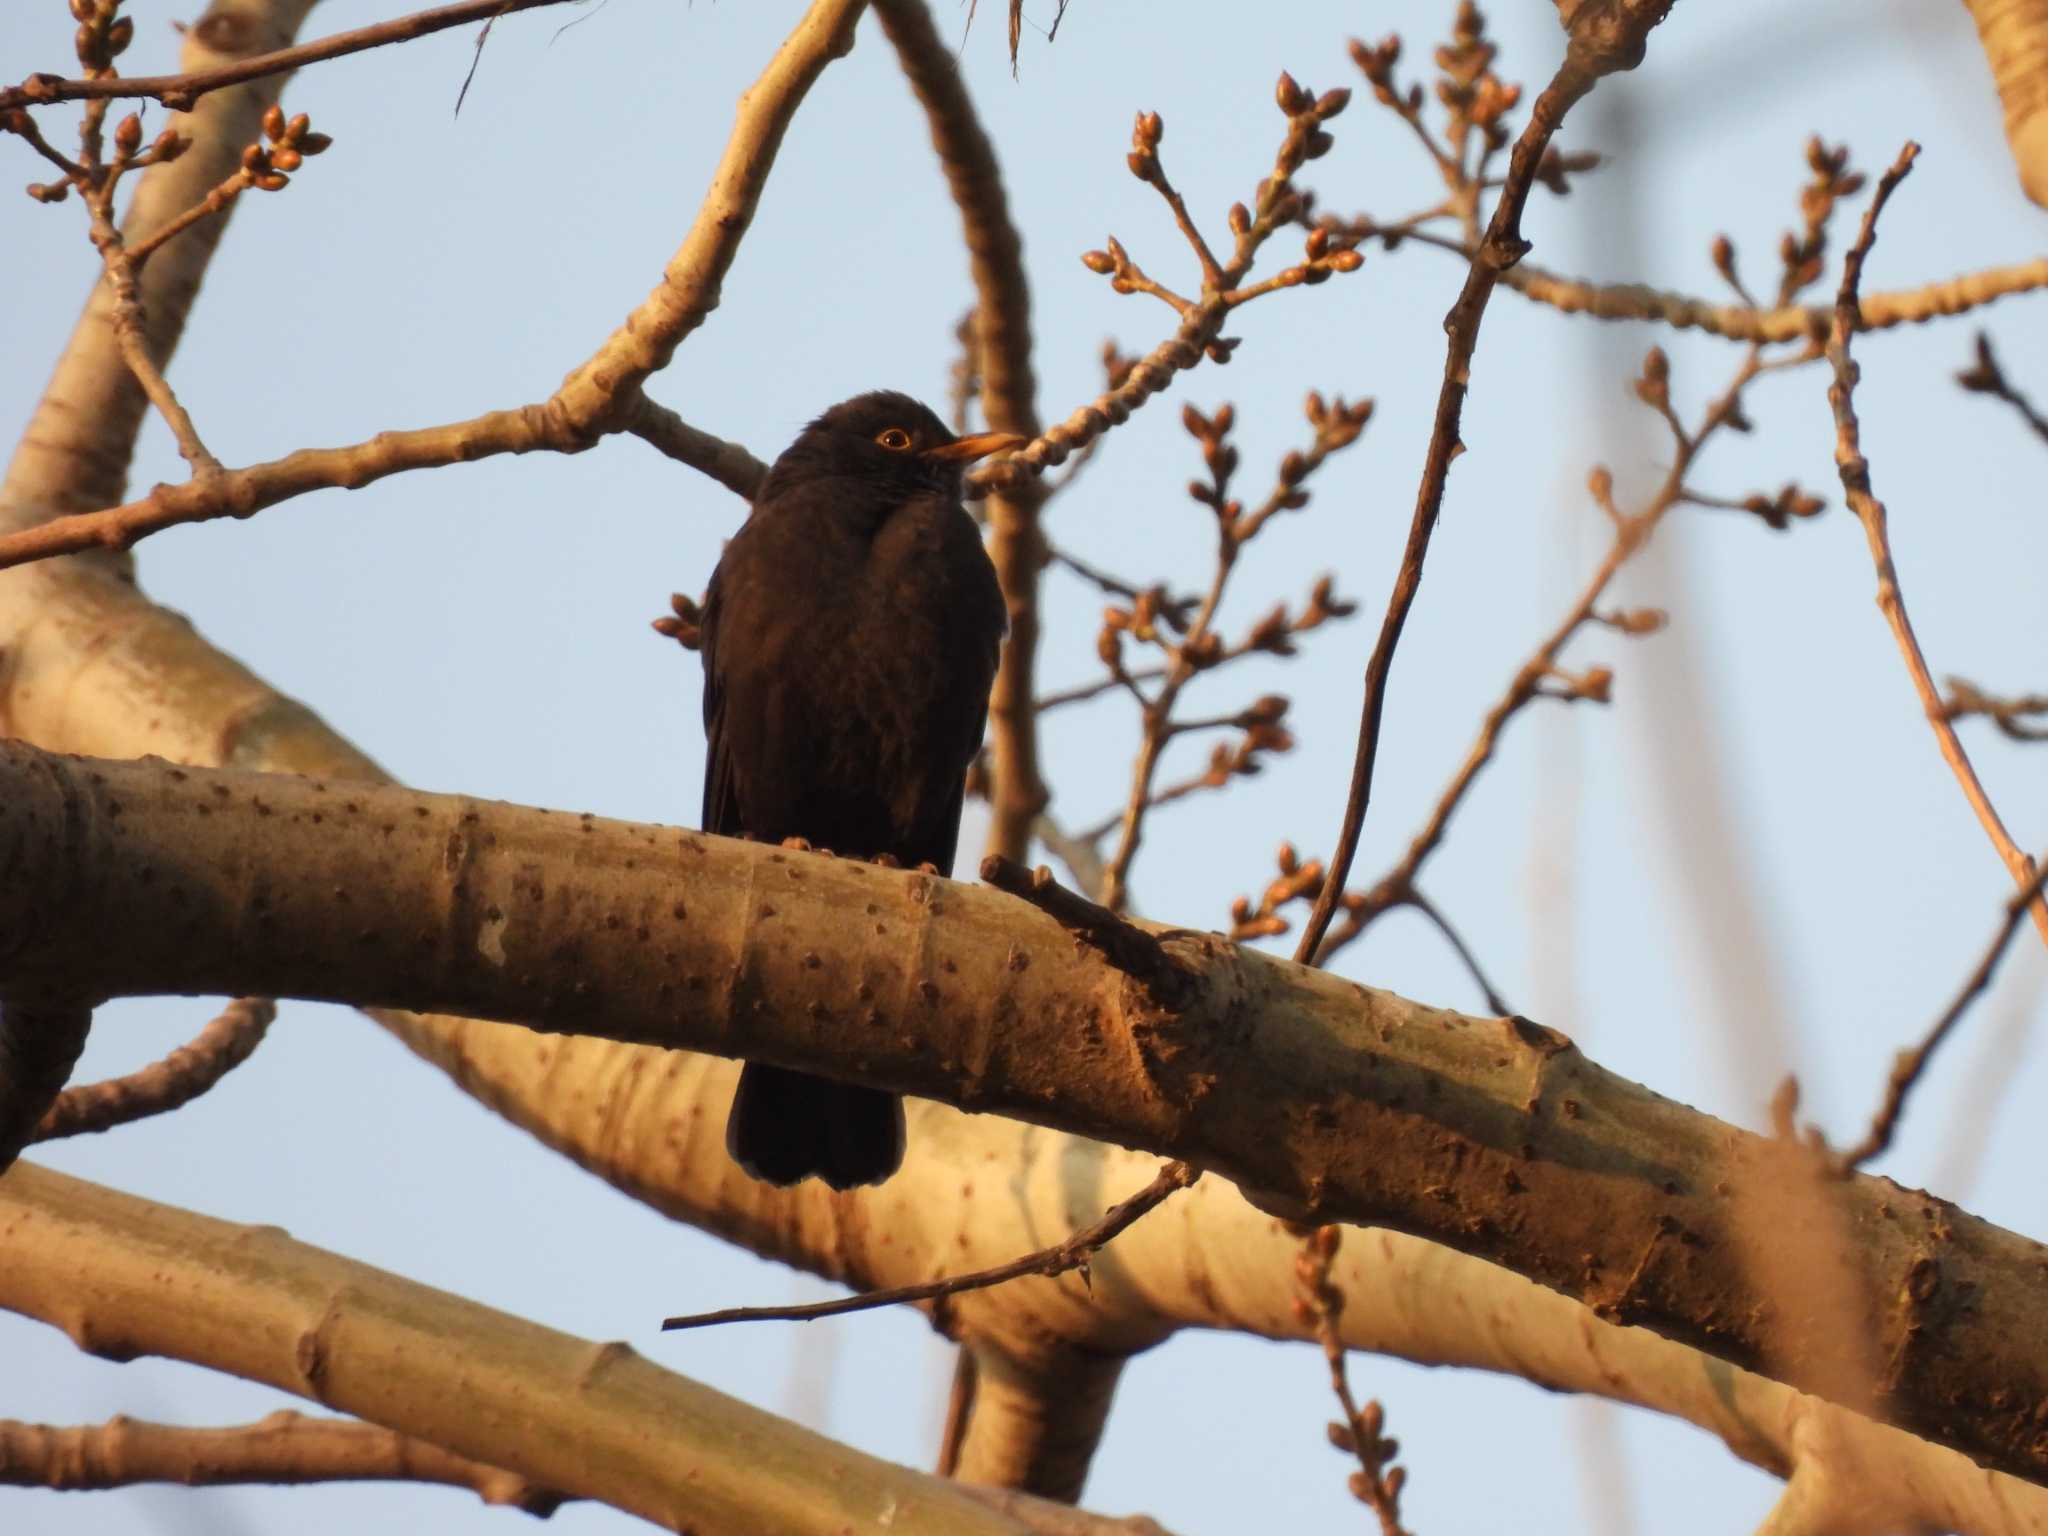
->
xmin=1294 ymin=49 xmax=1606 ymax=964
xmin=0 ymin=1161 xmax=1169 ymax=1536
xmin=1823 ymin=143 xmax=2048 ymax=952
xmin=622 ymin=395 xmax=768 ymax=500
xmin=662 ymin=1161 xmax=1197 ymax=1330
xmin=0 ymin=0 xmax=863 ymax=572
xmin=14 ymin=743 xmax=2048 ymax=1488
xmin=0 ymin=1410 xmax=564 ymax=1514
xmin=32 ymin=997 xmax=273 ymax=1142
xmin=1295 ymin=1226 xmax=1411 ymax=1536
xmin=1956 ymin=330 xmax=2048 ymax=449
xmin=1367 ymin=228 xmax=2048 ymax=343
xmin=1943 ymin=676 xmax=2048 ymax=744
xmin=1836 ymin=850 xmax=2048 ymax=1171
xmin=0 ymin=0 xmax=584 ymax=114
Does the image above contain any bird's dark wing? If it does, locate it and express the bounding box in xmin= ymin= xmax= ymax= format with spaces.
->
xmin=697 ymin=552 xmax=744 ymax=839
xmin=893 ymin=511 xmax=1006 ymax=872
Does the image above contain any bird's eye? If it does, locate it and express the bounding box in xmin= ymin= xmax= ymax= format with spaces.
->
xmin=875 ymin=427 xmax=914 ymax=451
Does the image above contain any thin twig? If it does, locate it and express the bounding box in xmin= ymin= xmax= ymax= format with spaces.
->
xmin=1295 ymin=1226 xmax=1410 ymax=1536
xmin=1836 ymin=850 xmax=2048 ymax=1171
xmin=1095 ymin=397 xmax=1365 ymax=911
xmin=1403 ymin=889 xmax=1512 ymax=1017
xmin=1032 ymin=813 xmax=1109 ymax=899
xmin=1294 ymin=61 xmax=1600 ymax=966
xmin=1036 ymin=667 xmax=1168 ymax=713
xmin=661 ymin=1161 xmax=1198 ymax=1330
xmin=1823 ymin=142 xmax=2048 ymax=952
xmin=32 ymin=998 xmax=274 ymax=1142
xmin=1943 ymin=676 xmax=2048 ymax=743
xmin=89 ymin=221 xmax=222 ymax=477
xmin=1 ymin=0 xmax=584 ymax=113
xmin=1956 ymin=330 xmax=2048 ymax=449
xmin=1323 ymin=345 xmax=1772 ymax=958
xmin=1049 ymin=548 xmax=1198 ymax=631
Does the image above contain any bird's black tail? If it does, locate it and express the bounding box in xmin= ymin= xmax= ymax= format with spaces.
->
xmin=725 ymin=1063 xmax=905 ymax=1189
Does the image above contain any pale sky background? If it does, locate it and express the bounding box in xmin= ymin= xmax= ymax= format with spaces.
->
xmin=5 ymin=1 xmax=2048 ymax=1532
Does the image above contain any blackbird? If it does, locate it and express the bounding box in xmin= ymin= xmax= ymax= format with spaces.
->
xmin=700 ymin=391 xmax=1022 ymax=1188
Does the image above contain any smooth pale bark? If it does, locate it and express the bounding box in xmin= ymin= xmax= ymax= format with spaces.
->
xmin=0 ymin=1161 xmax=1168 ymax=1536
xmin=5 ymin=741 xmax=2048 ymax=1497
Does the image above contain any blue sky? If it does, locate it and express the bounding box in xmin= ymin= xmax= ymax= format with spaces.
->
xmin=5 ymin=1 xmax=2047 ymax=1531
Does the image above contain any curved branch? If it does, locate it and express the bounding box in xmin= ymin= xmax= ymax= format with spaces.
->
xmin=31 ymin=996 xmax=273 ymax=1142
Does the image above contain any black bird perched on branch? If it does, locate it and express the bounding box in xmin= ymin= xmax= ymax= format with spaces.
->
xmin=698 ymin=391 xmax=1021 ymax=1188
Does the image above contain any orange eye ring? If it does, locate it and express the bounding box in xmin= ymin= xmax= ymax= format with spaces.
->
xmin=875 ymin=427 xmax=914 ymax=451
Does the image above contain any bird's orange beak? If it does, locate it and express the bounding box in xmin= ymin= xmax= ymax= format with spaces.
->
xmin=923 ymin=431 xmax=1029 ymax=464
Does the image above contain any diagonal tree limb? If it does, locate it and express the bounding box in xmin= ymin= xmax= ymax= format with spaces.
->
xmin=0 ymin=1161 xmax=1176 ymax=1536
xmin=10 ymin=742 xmax=2048 ymax=1492
xmin=31 ymin=997 xmax=273 ymax=1143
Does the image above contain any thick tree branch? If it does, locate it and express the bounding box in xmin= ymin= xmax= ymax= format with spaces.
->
xmin=0 ymin=1161 xmax=1173 ymax=1536
xmin=6 ymin=742 xmax=2048 ymax=1491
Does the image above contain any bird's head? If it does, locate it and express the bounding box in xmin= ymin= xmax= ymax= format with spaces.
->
xmin=755 ymin=391 xmax=1027 ymax=515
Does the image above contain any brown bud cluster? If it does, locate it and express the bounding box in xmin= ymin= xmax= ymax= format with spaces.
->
xmin=241 ymin=105 xmax=334 ymax=192
xmin=1740 ymin=483 xmax=1826 ymax=531
xmin=72 ymin=0 xmax=134 ymax=71
xmin=1632 ymin=345 xmax=1671 ymax=411
xmin=1126 ymin=109 xmax=1165 ymax=184
xmin=651 ymin=592 xmax=704 ymax=650
xmin=1535 ymin=147 xmax=1600 ymax=197
xmin=1598 ymin=607 xmax=1667 ymax=636
xmin=1777 ymin=138 xmax=1863 ymax=298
